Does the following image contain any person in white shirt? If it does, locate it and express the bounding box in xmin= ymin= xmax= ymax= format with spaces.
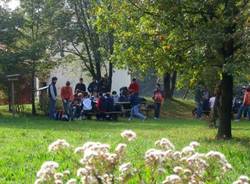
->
xmin=209 ymin=96 xmax=216 ymax=110
xmin=82 ymin=93 xmax=92 ymax=111
xmin=81 ymin=92 xmax=92 ymax=119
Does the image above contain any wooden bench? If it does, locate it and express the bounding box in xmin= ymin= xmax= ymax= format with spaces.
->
xmin=84 ymin=111 xmax=123 ymax=120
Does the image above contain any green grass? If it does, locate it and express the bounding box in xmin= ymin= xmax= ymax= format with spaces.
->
xmin=0 ymin=115 xmax=249 ymax=184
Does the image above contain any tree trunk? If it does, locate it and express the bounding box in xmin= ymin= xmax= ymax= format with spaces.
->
xmin=107 ymin=30 xmax=114 ymax=92
xmin=31 ymin=62 xmax=36 ymax=115
xmin=216 ymin=15 xmax=235 ymax=139
xmin=108 ymin=62 xmax=113 ymax=91
xmin=170 ymin=71 xmax=177 ymax=97
xmin=8 ymin=83 xmax=12 ymax=112
xmin=163 ymin=73 xmax=171 ymax=99
xmin=216 ymin=73 xmax=233 ymax=139
xmin=163 ymin=71 xmax=177 ymax=99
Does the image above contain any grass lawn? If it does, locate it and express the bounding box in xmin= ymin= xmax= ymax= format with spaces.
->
xmin=0 ymin=114 xmax=249 ymax=184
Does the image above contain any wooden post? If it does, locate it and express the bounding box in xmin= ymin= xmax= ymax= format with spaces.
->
xmin=11 ymin=81 xmax=15 ymax=116
xmin=6 ymin=74 xmax=20 ymax=117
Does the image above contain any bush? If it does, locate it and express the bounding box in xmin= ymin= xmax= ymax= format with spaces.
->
xmin=39 ymin=95 xmax=63 ymax=115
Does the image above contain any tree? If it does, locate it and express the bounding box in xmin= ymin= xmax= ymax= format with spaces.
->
xmin=49 ymin=0 xmax=115 ymax=90
xmin=17 ymin=0 xmax=58 ymax=115
xmin=98 ymin=0 xmax=250 ymax=139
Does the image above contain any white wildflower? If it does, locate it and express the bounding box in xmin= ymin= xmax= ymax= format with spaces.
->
xmin=145 ymin=149 xmax=166 ymax=166
xmin=155 ymin=138 xmax=175 ymax=150
xmin=189 ymin=141 xmax=200 ymax=148
xmin=206 ymin=151 xmax=226 ymax=162
xmin=34 ymin=178 xmax=43 ymax=184
xmin=239 ymin=175 xmax=249 ymax=182
xmin=106 ymin=153 xmax=118 ymax=164
xmin=162 ymin=174 xmax=182 ymax=184
xmin=66 ymin=178 xmax=77 ymax=184
xmin=101 ymin=174 xmax=113 ymax=184
xmin=183 ymin=169 xmax=192 ymax=176
xmin=81 ymin=175 xmax=98 ymax=184
xmin=158 ymin=167 xmax=166 ymax=174
xmin=36 ymin=161 xmax=59 ymax=181
xmin=233 ymin=176 xmax=249 ymax=184
xmin=63 ymin=170 xmax=70 ymax=176
xmin=173 ymin=166 xmax=183 ymax=174
xmin=54 ymin=172 xmax=63 ymax=180
xmin=173 ymin=151 xmax=181 ymax=160
xmin=121 ymin=130 xmax=137 ymax=141
xmin=77 ymin=168 xmax=89 ymax=177
xmin=74 ymin=146 xmax=85 ymax=154
xmin=181 ymin=146 xmax=195 ymax=155
xmin=119 ymin=162 xmax=132 ymax=174
xmin=54 ymin=179 xmax=63 ymax=184
xmin=48 ymin=139 xmax=70 ymax=152
xmin=115 ymin=143 xmax=127 ymax=155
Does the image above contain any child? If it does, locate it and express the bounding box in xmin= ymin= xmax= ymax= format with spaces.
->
xmin=96 ymin=93 xmax=106 ymax=120
xmin=71 ymin=93 xmax=83 ymax=119
xmin=81 ymin=92 xmax=92 ymax=119
xmin=112 ymin=91 xmax=119 ymax=104
xmin=152 ymin=83 xmax=164 ymax=119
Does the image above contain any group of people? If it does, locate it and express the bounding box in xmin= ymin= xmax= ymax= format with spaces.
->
xmin=48 ymin=77 xmax=165 ymax=121
xmin=194 ymin=83 xmax=250 ymax=127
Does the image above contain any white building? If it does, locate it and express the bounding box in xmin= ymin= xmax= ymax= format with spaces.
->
xmin=49 ymin=60 xmax=131 ymax=95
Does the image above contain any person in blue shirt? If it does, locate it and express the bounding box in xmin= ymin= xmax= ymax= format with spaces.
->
xmin=129 ymin=92 xmax=146 ymax=121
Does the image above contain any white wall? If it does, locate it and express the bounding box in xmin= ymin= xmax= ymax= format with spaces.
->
xmin=49 ymin=61 xmax=131 ymax=96
xmin=111 ymin=69 xmax=131 ymax=93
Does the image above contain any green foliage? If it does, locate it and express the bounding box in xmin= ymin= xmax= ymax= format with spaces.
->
xmin=96 ymin=0 xmax=250 ymax=83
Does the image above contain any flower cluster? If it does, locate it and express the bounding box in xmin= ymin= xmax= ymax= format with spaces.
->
xmin=35 ymin=161 xmax=59 ymax=183
xmin=48 ymin=139 xmax=70 ymax=152
xmin=233 ymin=175 xmax=249 ymax=184
xmin=120 ymin=130 xmax=137 ymax=141
xmin=147 ymin=139 xmax=234 ymax=183
xmin=75 ymin=140 xmax=130 ymax=183
xmin=35 ymin=130 xmax=248 ymax=184
xmin=155 ymin=138 xmax=175 ymax=150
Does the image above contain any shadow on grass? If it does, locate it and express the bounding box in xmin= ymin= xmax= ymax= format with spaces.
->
xmin=0 ymin=114 xmax=204 ymax=132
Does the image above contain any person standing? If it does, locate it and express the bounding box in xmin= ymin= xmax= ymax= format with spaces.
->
xmin=48 ymin=77 xmax=58 ymax=119
xmin=75 ymin=78 xmax=86 ymax=94
xmin=152 ymin=84 xmax=164 ymax=119
xmin=61 ymin=81 xmax=74 ymax=120
xmin=128 ymin=78 xmax=140 ymax=94
xmin=236 ymin=86 xmax=250 ymax=121
xmin=88 ymin=78 xmax=99 ymax=94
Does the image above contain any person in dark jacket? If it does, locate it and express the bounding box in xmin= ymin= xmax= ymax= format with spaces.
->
xmin=129 ymin=92 xmax=146 ymax=121
xmin=88 ymin=78 xmax=99 ymax=94
xmin=99 ymin=77 xmax=109 ymax=93
xmin=75 ymin=78 xmax=86 ymax=94
xmin=48 ymin=77 xmax=58 ymax=119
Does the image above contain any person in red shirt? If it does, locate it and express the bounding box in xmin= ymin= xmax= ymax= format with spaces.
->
xmin=152 ymin=83 xmax=164 ymax=119
xmin=128 ymin=78 xmax=140 ymax=94
xmin=61 ymin=81 xmax=74 ymax=120
xmin=236 ymin=86 xmax=250 ymax=121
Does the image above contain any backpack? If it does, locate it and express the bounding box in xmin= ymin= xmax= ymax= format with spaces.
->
xmin=154 ymin=91 xmax=163 ymax=102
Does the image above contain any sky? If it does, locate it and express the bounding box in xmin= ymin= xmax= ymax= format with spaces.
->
xmin=0 ymin=0 xmax=20 ymax=10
